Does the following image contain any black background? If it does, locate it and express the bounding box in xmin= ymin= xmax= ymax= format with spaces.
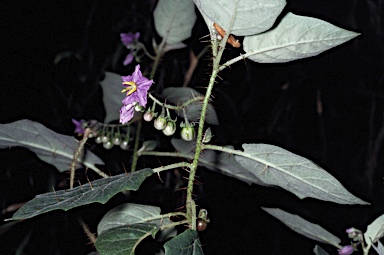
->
xmin=1 ymin=0 xmax=384 ymax=254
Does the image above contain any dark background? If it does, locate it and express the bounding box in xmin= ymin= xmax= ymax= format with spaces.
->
xmin=1 ymin=0 xmax=384 ymax=254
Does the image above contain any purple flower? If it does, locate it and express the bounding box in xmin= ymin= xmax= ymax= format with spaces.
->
xmin=120 ymin=32 xmax=140 ymax=47
xmin=338 ymin=245 xmax=354 ymax=255
xmin=119 ymin=65 xmax=154 ymax=124
xmin=72 ymin=119 xmax=85 ymax=134
xmin=123 ymin=52 xmax=134 ymax=66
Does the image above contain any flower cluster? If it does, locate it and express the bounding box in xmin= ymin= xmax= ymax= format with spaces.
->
xmin=120 ymin=32 xmax=140 ymax=66
xmin=119 ymin=65 xmax=154 ymax=124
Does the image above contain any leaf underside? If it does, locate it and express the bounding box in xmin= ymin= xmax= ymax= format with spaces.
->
xmin=243 ymin=12 xmax=360 ymax=63
xmin=0 ymin=119 xmax=104 ymax=172
xmin=235 ymin=143 xmax=368 ymax=204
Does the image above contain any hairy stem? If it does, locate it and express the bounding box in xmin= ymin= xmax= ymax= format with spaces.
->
xmin=185 ymin=1 xmax=238 ymax=229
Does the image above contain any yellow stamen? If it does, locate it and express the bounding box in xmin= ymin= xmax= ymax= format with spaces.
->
xmin=121 ymin=81 xmax=137 ymax=96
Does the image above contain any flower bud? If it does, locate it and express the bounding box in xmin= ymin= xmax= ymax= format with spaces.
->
xmin=181 ymin=126 xmax=195 ymax=141
xmin=154 ymin=116 xmax=167 ymax=130
xmin=338 ymin=245 xmax=354 ymax=255
xmin=163 ymin=121 xmax=177 ymax=136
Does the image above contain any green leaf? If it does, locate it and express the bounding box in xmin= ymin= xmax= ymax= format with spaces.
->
xmin=154 ymin=0 xmax=196 ymax=45
xmin=0 ymin=119 xmax=104 ymax=172
xmin=8 ymin=168 xmax=153 ymax=220
xmin=162 ymin=87 xmax=219 ymax=125
xmin=193 ymin=0 xmax=285 ymax=36
xmin=243 ymin=12 xmax=360 ymax=63
xmin=235 ymin=144 xmax=368 ymax=204
xmin=262 ymin=208 xmax=341 ymax=247
xmin=164 ymin=229 xmax=204 ymax=255
xmin=171 ymin=139 xmax=267 ymax=186
xmin=364 ymin=214 xmax=384 ymax=247
xmin=97 ymin=203 xmax=173 ymax=235
xmin=138 ymin=140 xmax=157 ymax=153
xmin=96 ymin=223 xmax=156 ymax=255
xmin=313 ymin=245 xmax=330 ymax=255
xmin=100 ymin=72 xmax=125 ymax=123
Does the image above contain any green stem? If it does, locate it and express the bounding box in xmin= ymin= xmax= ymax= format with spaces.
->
xmin=148 ymin=93 xmax=204 ymax=111
xmin=130 ymin=120 xmax=142 ymax=172
xmin=185 ymin=1 xmax=239 ymax=230
xmin=152 ymin=162 xmax=192 ymax=174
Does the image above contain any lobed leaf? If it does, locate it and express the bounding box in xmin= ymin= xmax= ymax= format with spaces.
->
xmin=97 ymin=203 xmax=173 ymax=235
xmin=193 ymin=0 xmax=286 ymax=36
xmin=364 ymin=214 xmax=384 ymax=247
xmin=96 ymin=223 xmax=156 ymax=255
xmin=8 ymin=168 xmax=153 ymax=220
xmin=162 ymin=87 xmax=219 ymax=125
xmin=235 ymin=144 xmax=368 ymax=204
xmin=154 ymin=0 xmax=196 ymax=45
xmin=243 ymin=12 xmax=360 ymax=63
xmin=262 ymin=208 xmax=341 ymax=247
xmin=372 ymin=241 xmax=384 ymax=255
xmin=100 ymin=72 xmax=125 ymax=123
xmin=0 ymin=119 xmax=104 ymax=172
xmin=164 ymin=229 xmax=204 ymax=255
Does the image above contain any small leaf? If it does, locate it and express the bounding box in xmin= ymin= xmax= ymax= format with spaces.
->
xmin=97 ymin=203 xmax=172 ymax=235
xmin=100 ymin=72 xmax=125 ymax=123
xmin=162 ymin=87 xmax=219 ymax=125
xmin=262 ymin=208 xmax=341 ymax=247
xmin=313 ymin=245 xmax=330 ymax=255
xmin=8 ymin=168 xmax=153 ymax=220
xmin=0 ymin=119 xmax=103 ymax=172
xmin=96 ymin=223 xmax=156 ymax=255
xmin=243 ymin=12 xmax=360 ymax=63
xmin=164 ymin=229 xmax=204 ymax=255
xmin=372 ymin=240 xmax=384 ymax=255
xmin=202 ymin=128 xmax=212 ymax=143
xmin=235 ymin=144 xmax=368 ymax=204
xmin=154 ymin=0 xmax=196 ymax=45
xmin=138 ymin=140 xmax=157 ymax=153
xmin=193 ymin=0 xmax=286 ymax=36
xmin=364 ymin=214 xmax=384 ymax=247
xmin=171 ymin=138 xmax=267 ymax=186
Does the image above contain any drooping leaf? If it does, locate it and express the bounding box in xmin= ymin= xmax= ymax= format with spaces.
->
xmin=8 ymin=168 xmax=153 ymax=220
xmin=164 ymin=229 xmax=204 ymax=255
xmin=171 ymin=139 xmax=266 ymax=186
xmin=162 ymin=87 xmax=219 ymax=125
xmin=97 ymin=203 xmax=173 ymax=235
xmin=313 ymin=245 xmax=330 ymax=255
xmin=235 ymin=144 xmax=368 ymax=204
xmin=364 ymin=214 xmax=384 ymax=247
xmin=100 ymin=72 xmax=125 ymax=123
xmin=243 ymin=12 xmax=360 ymax=63
xmin=96 ymin=223 xmax=156 ymax=255
xmin=154 ymin=0 xmax=196 ymax=45
xmin=193 ymin=0 xmax=285 ymax=36
xmin=0 ymin=119 xmax=104 ymax=172
xmin=262 ymin=208 xmax=341 ymax=247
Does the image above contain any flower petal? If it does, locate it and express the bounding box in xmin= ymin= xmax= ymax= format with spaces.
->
xmin=123 ymin=53 xmax=134 ymax=66
xmin=119 ymin=103 xmax=135 ymax=124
